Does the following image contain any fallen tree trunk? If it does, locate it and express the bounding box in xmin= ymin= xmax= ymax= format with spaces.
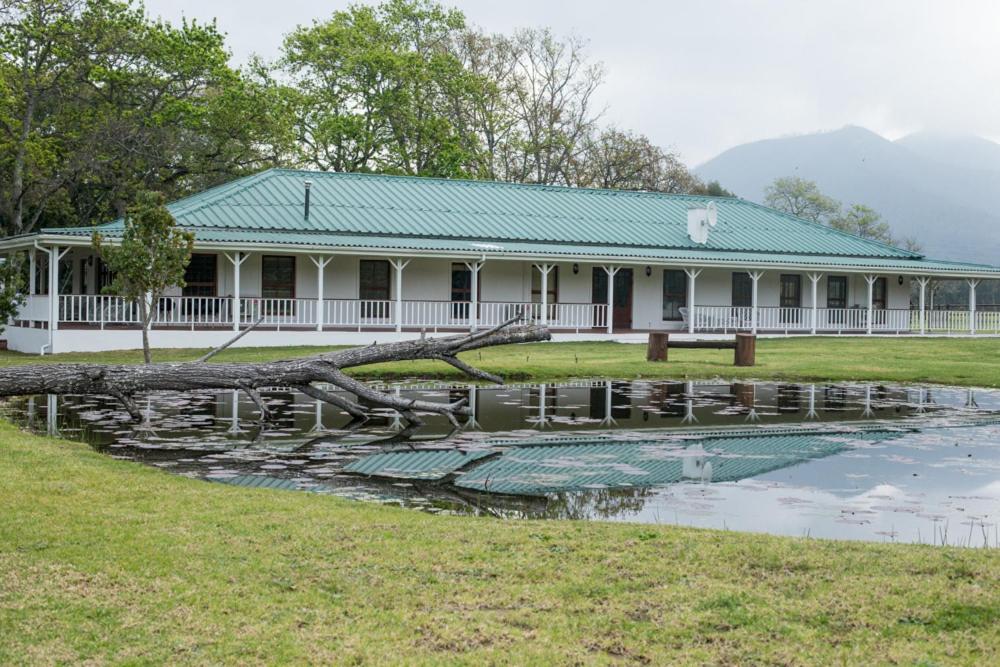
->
xmin=0 ymin=320 xmax=550 ymax=427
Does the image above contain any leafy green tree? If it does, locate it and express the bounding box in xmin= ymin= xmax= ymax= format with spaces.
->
xmin=695 ymin=180 xmax=735 ymax=197
xmin=829 ymin=204 xmax=894 ymax=244
xmin=281 ymin=0 xmax=483 ymax=177
xmin=763 ymin=176 xmax=840 ymax=224
xmin=0 ymin=253 xmax=26 ymax=335
xmin=571 ymin=127 xmax=703 ymax=193
xmin=93 ymin=192 xmax=193 ymax=363
xmin=0 ymin=0 xmax=291 ymax=236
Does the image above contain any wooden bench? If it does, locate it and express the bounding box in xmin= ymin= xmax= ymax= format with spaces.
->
xmin=646 ymin=332 xmax=756 ymax=367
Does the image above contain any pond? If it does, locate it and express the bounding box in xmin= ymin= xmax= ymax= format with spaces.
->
xmin=6 ymin=379 xmax=1000 ymax=547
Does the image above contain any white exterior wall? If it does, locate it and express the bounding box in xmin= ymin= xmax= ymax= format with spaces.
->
xmin=3 ymin=248 xmax=935 ymax=354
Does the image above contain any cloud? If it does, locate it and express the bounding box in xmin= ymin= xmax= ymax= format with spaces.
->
xmin=146 ymin=0 xmax=1000 ymax=164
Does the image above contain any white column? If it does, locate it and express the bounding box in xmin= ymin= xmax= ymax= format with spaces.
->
xmin=968 ymin=278 xmax=980 ymax=335
xmin=309 ymin=255 xmax=333 ymax=332
xmin=864 ymin=274 xmax=877 ymax=335
xmin=47 ymin=246 xmax=69 ymax=333
xmin=28 ymin=247 xmax=36 ymax=295
xmin=807 ymin=273 xmax=822 ymax=335
xmin=534 ymin=263 xmax=554 ymax=326
xmin=916 ymin=277 xmax=930 ymax=335
xmin=464 ymin=260 xmax=483 ymax=331
xmin=389 ymin=258 xmax=410 ymax=332
xmin=602 ymin=265 xmax=620 ymax=334
xmin=683 ymin=268 xmax=702 ymax=334
xmin=749 ymin=271 xmax=764 ymax=334
xmin=224 ymin=251 xmax=250 ymax=331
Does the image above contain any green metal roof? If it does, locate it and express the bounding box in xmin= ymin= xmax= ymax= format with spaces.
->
xmin=23 ymin=168 xmax=1000 ymax=275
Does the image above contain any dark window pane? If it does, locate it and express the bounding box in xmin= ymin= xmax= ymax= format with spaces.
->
xmin=827 ymin=276 xmax=847 ymax=308
xmin=732 ymin=273 xmax=752 ymax=307
xmin=592 ymin=267 xmax=608 ymax=303
xmin=359 ymin=260 xmax=390 ymax=300
xmin=183 ymin=254 xmax=217 ymax=297
xmin=779 ymin=274 xmax=801 ymax=307
xmin=662 ymin=269 xmax=687 ymax=320
xmin=872 ymin=277 xmax=887 ymax=309
xmin=261 ymin=256 xmax=295 ymax=299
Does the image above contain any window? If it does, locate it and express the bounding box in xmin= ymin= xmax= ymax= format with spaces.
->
xmin=79 ymin=259 xmax=89 ymax=295
xmin=97 ymin=257 xmax=114 ymax=293
xmin=732 ymin=272 xmax=752 ymax=307
xmin=662 ymin=269 xmax=687 ymax=320
xmin=780 ymin=274 xmax=802 ymax=324
xmin=872 ymin=277 xmax=887 ymax=309
xmin=827 ymin=276 xmax=847 ymax=308
xmin=183 ymin=254 xmax=217 ymax=297
xmin=261 ymin=256 xmax=295 ymax=299
xmin=450 ymin=263 xmax=477 ymax=319
xmin=359 ymin=260 xmax=390 ymax=300
xmin=779 ymin=275 xmax=802 ymax=308
xmin=531 ymin=266 xmax=558 ymax=303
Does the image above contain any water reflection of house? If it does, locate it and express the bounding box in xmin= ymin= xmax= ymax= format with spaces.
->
xmin=345 ymin=429 xmax=903 ymax=497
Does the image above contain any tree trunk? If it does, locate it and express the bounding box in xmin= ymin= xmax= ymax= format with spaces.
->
xmin=0 ymin=320 xmax=550 ymax=427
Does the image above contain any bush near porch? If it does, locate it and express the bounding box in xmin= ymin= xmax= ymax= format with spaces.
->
xmin=1 ymin=336 xmax=999 ymax=387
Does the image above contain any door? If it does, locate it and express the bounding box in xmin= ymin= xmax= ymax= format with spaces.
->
xmin=779 ymin=274 xmax=802 ymax=324
xmin=359 ymin=259 xmax=390 ymax=319
xmin=826 ymin=276 xmax=847 ymax=325
xmin=591 ymin=268 xmax=633 ymax=330
xmin=871 ymin=276 xmax=888 ymax=328
xmin=450 ymin=263 xmax=480 ymax=321
xmin=261 ymin=255 xmax=296 ymax=317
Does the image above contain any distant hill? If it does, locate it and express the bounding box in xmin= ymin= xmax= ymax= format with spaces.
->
xmin=695 ymin=126 xmax=1000 ymax=263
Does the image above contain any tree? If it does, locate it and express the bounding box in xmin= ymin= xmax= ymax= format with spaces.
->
xmin=0 ymin=252 xmax=26 ymax=335
xmin=694 ymin=180 xmax=734 ymax=197
xmin=763 ymin=176 xmax=840 ymax=224
xmin=829 ymin=204 xmax=894 ymax=244
xmin=92 ymin=192 xmax=193 ymax=363
xmin=0 ymin=0 xmax=291 ymax=236
xmin=571 ymin=127 xmax=703 ymax=193
xmin=281 ymin=0 xmax=483 ymax=177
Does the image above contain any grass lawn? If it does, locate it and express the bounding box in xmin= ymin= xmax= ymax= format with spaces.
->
xmin=3 ymin=335 xmax=1000 ymax=386
xmin=4 ymin=336 xmax=1000 ymax=663
xmin=2 ymin=422 xmax=1000 ymax=665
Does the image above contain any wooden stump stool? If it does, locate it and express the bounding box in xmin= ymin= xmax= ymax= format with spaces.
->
xmin=647 ymin=332 xmax=669 ymax=361
xmin=734 ymin=333 xmax=756 ymax=367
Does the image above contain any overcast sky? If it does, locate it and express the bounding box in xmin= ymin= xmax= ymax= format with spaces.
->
xmin=145 ymin=0 xmax=1000 ymax=165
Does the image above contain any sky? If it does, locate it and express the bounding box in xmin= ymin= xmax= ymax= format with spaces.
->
xmin=144 ymin=0 xmax=1000 ymax=165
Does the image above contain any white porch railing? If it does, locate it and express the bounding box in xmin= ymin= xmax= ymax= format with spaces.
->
xmin=18 ymin=296 xmax=999 ymax=335
xmin=693 ymin=306 xmax=931 ymax=334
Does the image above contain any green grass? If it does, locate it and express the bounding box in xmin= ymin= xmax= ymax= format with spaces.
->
xmin=3 ymin=422 xmax=1000 ymax=664
xmin=5 ymin=337 xmax=1000 ymax=663
xmin=4 ymin=336 xmax=1000 ymax=386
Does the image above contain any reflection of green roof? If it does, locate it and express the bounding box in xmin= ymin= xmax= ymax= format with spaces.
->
xmin=212 ymin=474 xmax=302 ymax=491
xmin=344 ymin=448 xmax=493 ymax=480
xmin=344 ymin=429 xmax=904 ymax=497
xmin=13 ymin=168 xmax=998 ymax=276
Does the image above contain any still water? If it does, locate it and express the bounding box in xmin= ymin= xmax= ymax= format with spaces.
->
xmin=7 ymin=379 xmax=1000 ymax=546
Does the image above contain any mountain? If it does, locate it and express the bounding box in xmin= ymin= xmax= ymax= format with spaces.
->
xmin=694 ymin=126 xmax=1000 ymax=263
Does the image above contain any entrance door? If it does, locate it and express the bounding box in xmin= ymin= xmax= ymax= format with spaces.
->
xmin=779 ymin=274 xmax=802 ymax=324
xmin=592 ymin=268 xmax=634 ymax=330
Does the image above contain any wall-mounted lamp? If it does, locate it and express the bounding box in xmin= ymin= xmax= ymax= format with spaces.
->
xmin=572 ymin=263 xmax=579 ymax=274
xmin=645 ymin=266 xmax=652 ymax=277
xmin=898 ymin=275 xmax=904 ymax=285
